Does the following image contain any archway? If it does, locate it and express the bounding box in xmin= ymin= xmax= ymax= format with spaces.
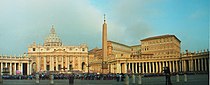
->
xmin=32 ymin=62 xmax=37 ymax=74
xmin=82 ymin=62 xmax=85 ymax=71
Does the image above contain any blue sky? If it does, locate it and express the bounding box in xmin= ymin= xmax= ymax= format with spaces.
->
xmin=0 ymin=0 xmax=209 ymax=55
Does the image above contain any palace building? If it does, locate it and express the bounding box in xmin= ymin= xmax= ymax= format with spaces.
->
xmin=88 ymin=16 xmax=209 ymax=74
xmin=27 ymin=26 xmax=88 ymax=73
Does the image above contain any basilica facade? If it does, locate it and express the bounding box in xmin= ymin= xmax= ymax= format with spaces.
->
xmin=27 ymin=26 xmax=88 ymax=74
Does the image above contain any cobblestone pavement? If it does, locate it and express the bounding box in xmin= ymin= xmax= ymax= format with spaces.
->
xmin=0 ymin=74 xmax=208 ymax=85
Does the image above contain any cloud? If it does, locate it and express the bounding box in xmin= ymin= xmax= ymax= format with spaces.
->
xmin=104 ymin=0 xmax=162 ymax=45
xmin=0 ymin=0 xmax=104 ymax=55
xmin=189 ymin=9 xmax=208 ymax=19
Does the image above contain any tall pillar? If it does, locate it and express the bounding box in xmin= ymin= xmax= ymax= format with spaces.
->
xmin=198 ymin=59 xmax=200 ymax=71
xmin=67 ymin=56 xmax=69 ymax=71
xmin=152 ymin=62 xmax=155 ymax=73
xmin=159 ymin=62 xmax=162 ymax=73
xmin=169 ymin=61 xmax=172 ymax=72
xmin=37 ymin=57 xmax=40 ymax=72
xmin=56 ymin=56 xmax=58 ymax=71
xmin=1 ymin=62 xmax=3 ymax=75
xmin=44 ymin=56 xmax=46 ymax=71
xmin=128 ymin=63 xmax=130 ymax=71
xmin=20 ymin=63 xmax=22 ymax=75
xmin=201 ymin=58 xmax=204 ymax=71
xmin=61 ymin=56 xmax=63 ymax=71
xmin=116 ymin=63 xmax=121 ymax=73
xmin=135 ymin=63 xmax=138 ymax=73
xmin=204 ymin=58 xmax=207 ymax=71
xmin=5 ymin=62 xmax=7 ymax=68
xmin=145 ymin=62 xmax=148 ymax=73
xmin=194 ymin=59 xmax=197 ymax=71
xmin=156 ymin=62 xmax=158 ymax=73
xmin=142 ymin=62 xmax=145 ymax=73
xmin=166 ymin=61 xmax=168 ymax=67
xmin=139 ymin=63 xmax=142 ymax=73
xmin=14 ymin=63 xmax=16 ymax=75
xmin=163 ymin=61 xmax=165 ymax=68
xmin=176 ymin=61 xmax=179 ymax=72
xmin=10 ymin=63 xmax=12 ymax=75
xmin=27 ymin=63 xmax=29 ymax=75
xmin=190 ymin=59 xmax=193 ymax=71
xmin=173 ymin=61 xmax=175 ymax=72
xmin=132 ymin=63 xmax=134 ymax=73
xmin=124 ymin=62 xmax=127 ymax=74
xmin=148 ymin=62 xmax=151 ymax=73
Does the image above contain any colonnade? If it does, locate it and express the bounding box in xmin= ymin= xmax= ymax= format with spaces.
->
xmin=35 ymin=56 xmax=88 ymax=72
xmin=0 ymin=62 xmax=31 ymax=75
xmin=113 ymin=57 xmax=209 ymax=74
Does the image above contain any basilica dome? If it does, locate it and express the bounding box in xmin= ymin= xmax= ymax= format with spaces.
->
xmin=44 ymin=25 xmax=62 ymax=46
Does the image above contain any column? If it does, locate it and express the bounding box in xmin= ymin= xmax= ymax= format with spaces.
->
xmin=65 ymin=56 xmax=68 ymax=71
xmin=44 ymin=56 xmax=46 ymax=71
xmin=201 ymin=58 xmax=204 ymax=71
xmin=190 ymin=59 xmax=193 ymax=71
xmin=152 ymin=62 xmax=155 ymax=73
xmin=1 ymin=62 xmax=3 ymax=75
xmin=169 ymin=61 xmax=172 ymax=72
xmin=124 ymin=62 xmax=127 ymax=74
xmin=142 ymin=62 xmax=145 ymax=73
xmin=67 ymin=56 xmax=69 ymax=71
xmin=156 ymin=62 xmax=158 ymax=73
xmin=132 ymin=63 xmax=134 ymax=73
xmin=20 ymin=63 xmax=22 ymax=75
xmin=10 ymin=63 xmax=12 ymax=75
xmin=52 ymin=56 xmax=54 ymax=71
xmin=5 ymin=62 xmax=7 ymax=68
xmin=204 ymin=58 xmax=207 ymax=71
xmin=139 ymin=62 xmax=142 ymax=73
xmin=128 ymin=63 xmax=130 ymax=71
xmin=176 ymin=61 xmax=179 ymax=72
xmin=163 ymin=61 xmax=165 ymax=68
xmin=61 ymin=56 xmax=63 ymax=71
xmin=166 ymin=61 xmax=168 ymax=67
xmin=27 ymin=63 xmax=29 ymax=75
xmin=149 ymin=62 xmax=151 ymax=73
xmin=198 ymin=59 xmax=200 ymax=71
xmin=135 ymin=63 xmax=138 ymax=73
xmin=37 ymin=57 xmax=40 ymax=72
xmin=159 ymin=62 xmax=162 ymax=73
xmin=145 ymin=62 xmax=148 ymax=73
xmin=116 ymin=63 xmax=121 ymax=73
xmin=173 ymin=61 xmax=175 ymax=72
xmin=194 ymin=59 xmax=197 ymax=71
xmin=56 ymin=56 xmax=58 ymax=71
xmin=14 ymin=63 xmax=16 ymax=75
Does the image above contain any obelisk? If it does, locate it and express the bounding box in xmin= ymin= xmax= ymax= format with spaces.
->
xmin=102 ymin=14 xmax=108 ymax=74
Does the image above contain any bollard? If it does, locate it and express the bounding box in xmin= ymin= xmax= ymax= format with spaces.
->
xmin=132 ymin=74 xmax=135 ymax=85
xmin=50 ymin=74 xmax=54 ymax=85
xmin=184 ymin=74 xmax=187 ymax=82
xmin=0 ymin=75 xmax=3 ymax=84
xmin=137 ymin=74 xmax=142 ymax=85
xmin=176 ymin=74 xmax=179 ymax=82
xmin=35 ymin=74 xmax=39 ymax=85
xmin=124 ymin=75 xmax=129 ymax=85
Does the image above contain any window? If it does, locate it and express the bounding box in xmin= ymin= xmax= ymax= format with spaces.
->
xmin=82 ymin=48 xmax=85 ymax=51
xmin=33 ymin=48 xmax=36 ymax=51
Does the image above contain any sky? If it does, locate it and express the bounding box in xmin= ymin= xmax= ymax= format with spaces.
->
xmin=0 ymin=0 xmax=209 ymax=55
